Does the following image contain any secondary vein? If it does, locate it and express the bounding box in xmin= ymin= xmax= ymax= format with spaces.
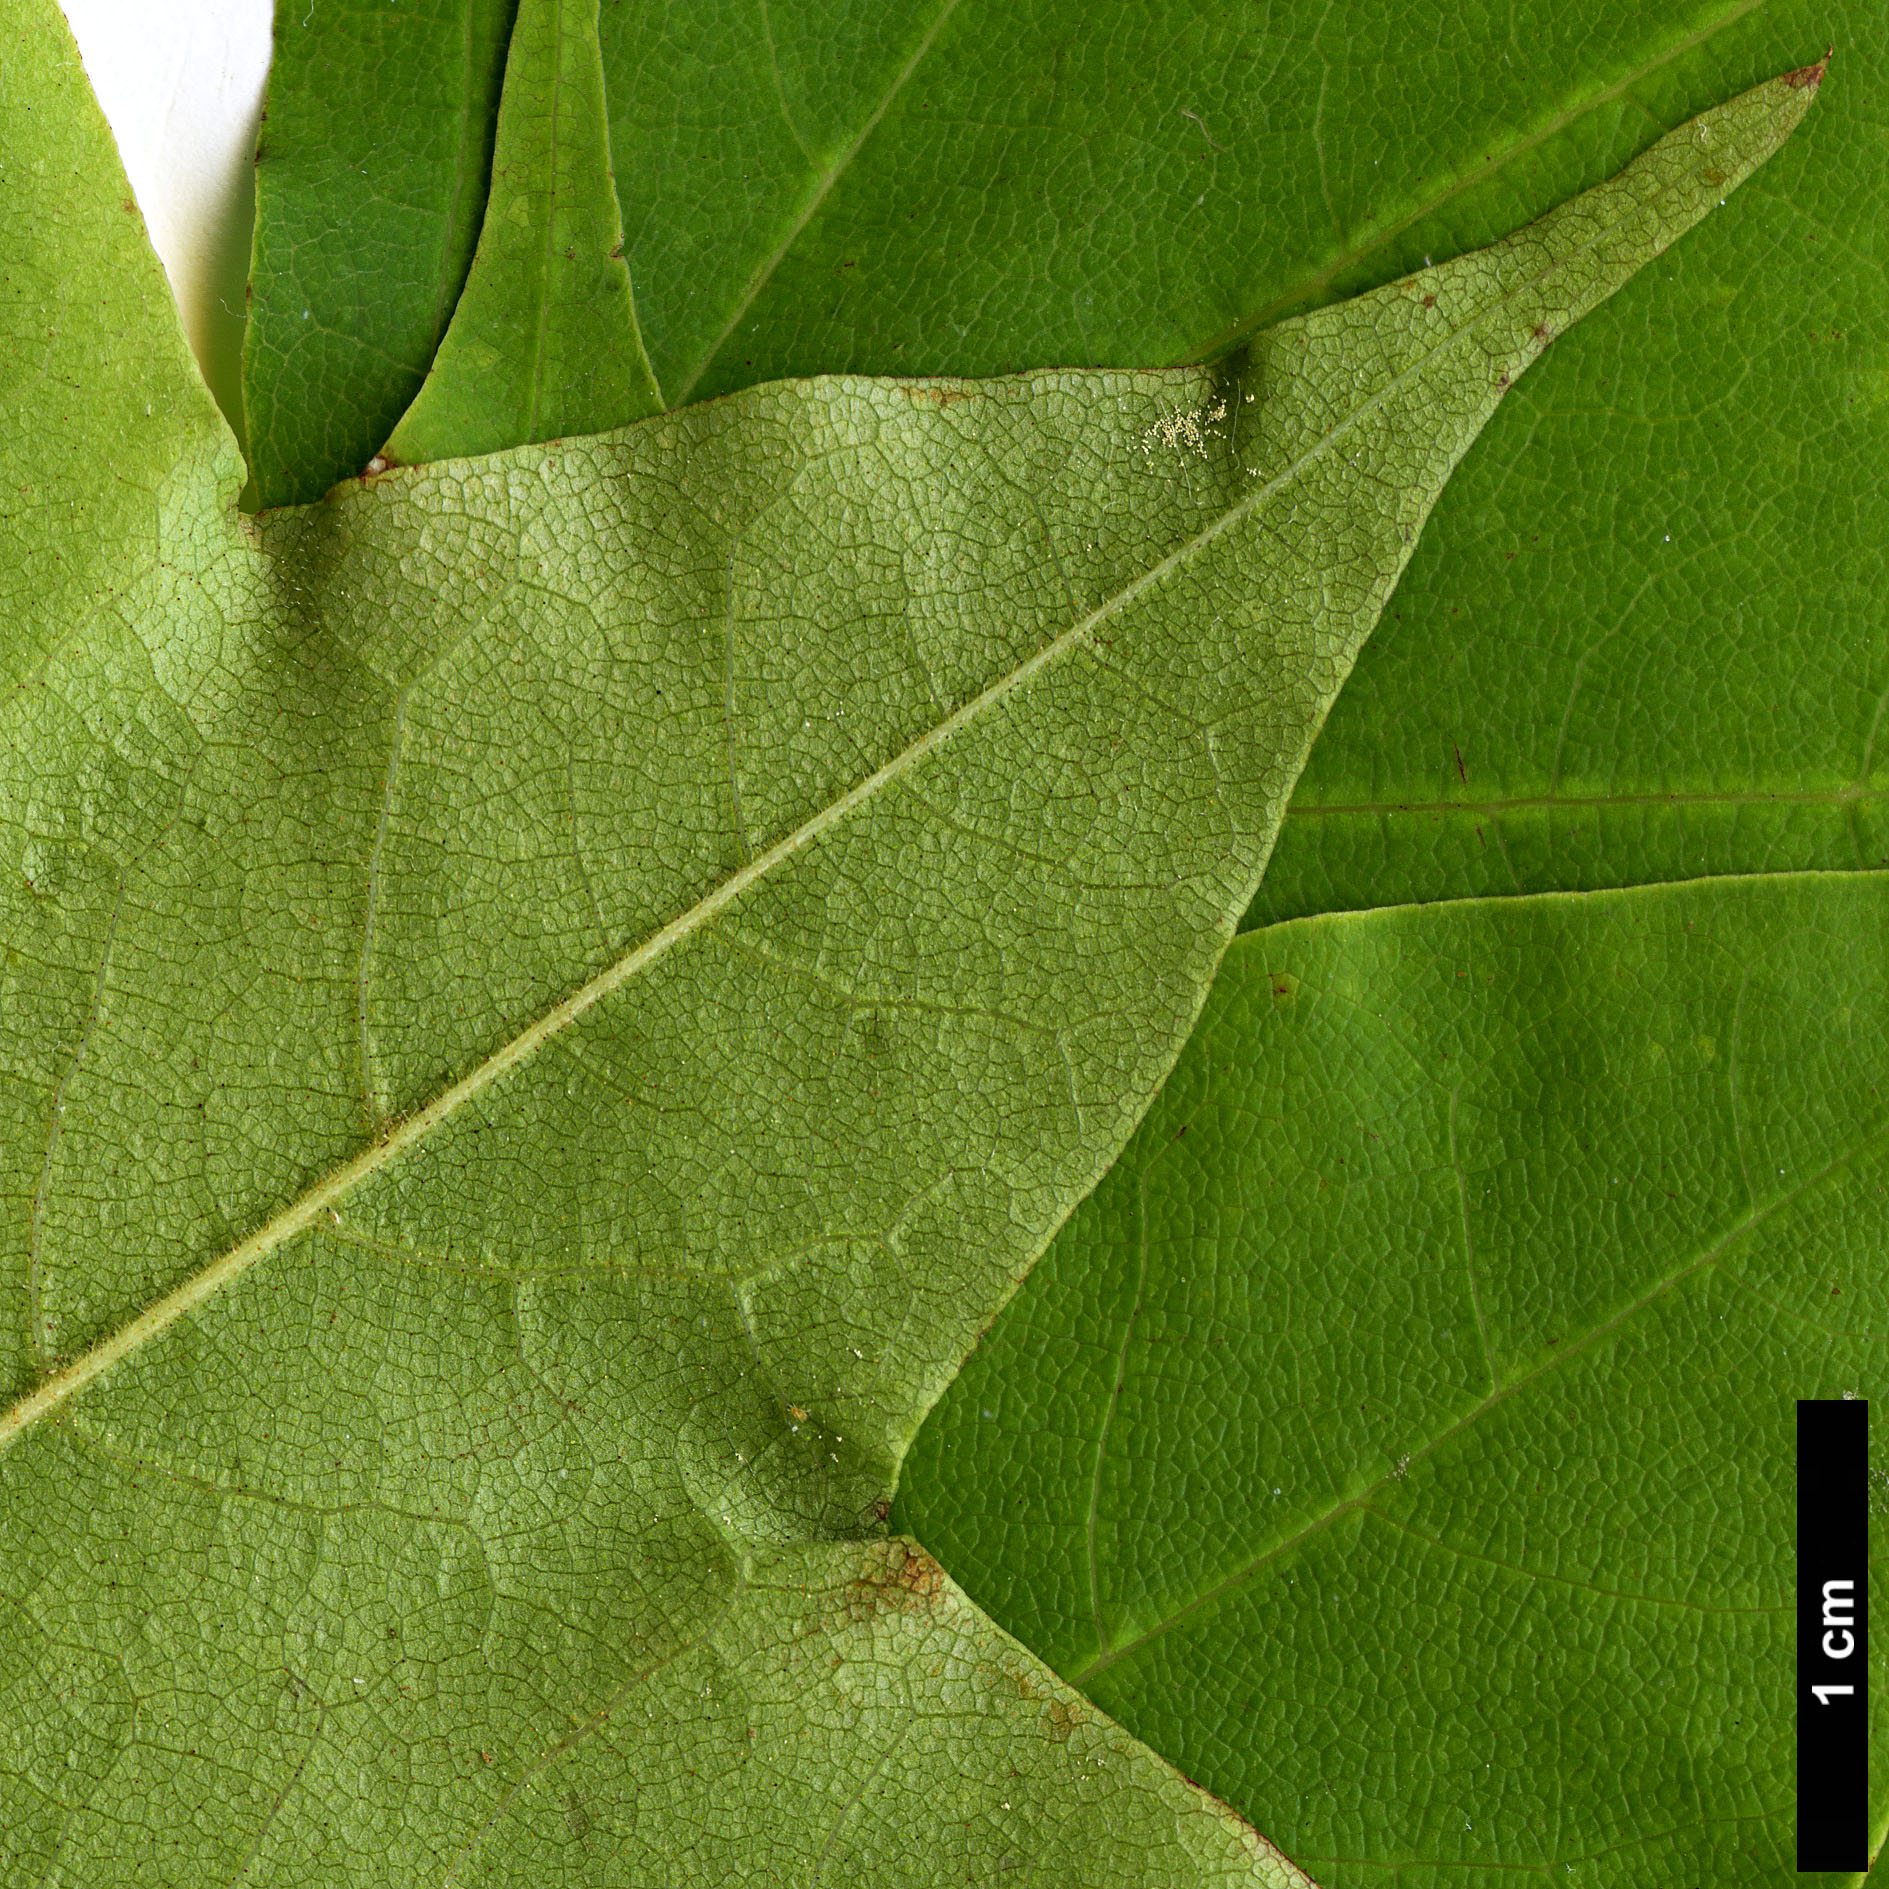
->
xmin=0 ymin=167 xmax=1693 ymax=1452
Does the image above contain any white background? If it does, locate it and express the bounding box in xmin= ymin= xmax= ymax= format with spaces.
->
xmin=57 ymin=0 xmax=274 ymax=426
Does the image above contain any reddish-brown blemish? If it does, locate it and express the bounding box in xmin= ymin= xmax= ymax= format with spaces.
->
xmin=849 ymin=1540 xmax=948 ymax=1618
xmin=1010 ymin=1666 xmax=1086 ymax=1739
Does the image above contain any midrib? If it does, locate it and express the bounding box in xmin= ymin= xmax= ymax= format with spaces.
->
xmin=0 ymin=175 xmax=1684 ymax=1452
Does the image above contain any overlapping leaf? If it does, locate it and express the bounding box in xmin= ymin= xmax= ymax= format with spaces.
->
xmin=1 ymin=5 xmax=1812 ymax=1880
xmin=243 ymin=0 xmax=1795 ymax=504
xmin=242 ymin=1 xmax=1888 ymax=934
xmin=594 ymin=0 xmax=1793 ymax=405
xmin=1254 ymin=0 xmax=1889 ymax=922
xmin=901 ymin=873 xmax=1889 ymax=1885
xmin=242 ymin=0 xmax=518 ymax=508
xmin=380 ymin=0 xmax=662 ymax=467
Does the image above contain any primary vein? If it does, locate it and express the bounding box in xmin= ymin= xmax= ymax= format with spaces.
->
xmin=0 ymin=173 xmax=1667 ymax=1452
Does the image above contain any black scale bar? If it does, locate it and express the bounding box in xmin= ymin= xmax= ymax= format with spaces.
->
xmin=1799 ymin=1398 xmax=1869 ymax=1873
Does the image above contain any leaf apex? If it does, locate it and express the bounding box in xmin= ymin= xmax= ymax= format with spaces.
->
xmin=1779 ymin=47 xmax=1833 ymax=92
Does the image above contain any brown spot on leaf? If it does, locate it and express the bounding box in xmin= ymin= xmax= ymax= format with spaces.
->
xmin=1008 ymin=1665 xmax=1087 ymax=1739
xmin=1781 ymin=51 xmax=1830 ymax=90
xmin=850 ymin=1540 xmax=947 ymax=1617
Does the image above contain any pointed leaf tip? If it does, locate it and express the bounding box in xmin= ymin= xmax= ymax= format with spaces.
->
xmin=381 ymin=0 xmax=663 ymax=469
xmin=1780 ymin=50 xmax=1832 ymax=91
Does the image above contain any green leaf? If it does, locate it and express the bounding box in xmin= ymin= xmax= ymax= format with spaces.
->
xmin=381 ymin=0 xmax=664 ymax=468
xmin=243 ymin=0 xmax=518 ymax=509
xmin=0 ymin=4 xmax=240 ymax=694
xmin=899 ymin=871 xmax=1889 ymax=1886
xmin=3 ymin=8 xmax=1806 ymax=1877
xmin=594 ymin=0 xmax=1874 ymax=928
xmin=598 ymin=0 xmax=1775 ymax=405
xmin=245 ymin=0 xmax=1788 ymax=506
xmin=1254 ymin=0 xmax=1889 ymax=923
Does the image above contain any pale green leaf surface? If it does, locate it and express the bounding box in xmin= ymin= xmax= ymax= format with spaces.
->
xmin=899 ymin=872 xmax=1889 ymax=1886
xmin=0 ymin=4 xmax=245 ymax=1357
xmin=1253 ymin=1 xmax=1889 ymax=923
xmin=243 ymin=0 xmax=519 ymax=509
xmin=1 ymin=16 xmax=1809 ymax=1881
xmin=0 ymin=10 xmax=238 ymax=690
xmin=382 ymin=0 xmax=663 ymax=469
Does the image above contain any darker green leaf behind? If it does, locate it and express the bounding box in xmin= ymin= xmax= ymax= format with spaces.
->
xmin=898 ymin=872 xmax=1889 ymax=1886
xmin=599 ymin=0 xmax=1774 ymax=403
xmin=1253 ymin=0 xmax=1889 ymax=922
xmin=244 ymin=0 xmax=517 ymax=507
xmin=381 ymin=0 xmax=663 ymax=465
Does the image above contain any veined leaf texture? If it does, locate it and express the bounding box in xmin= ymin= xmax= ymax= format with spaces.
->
xmin=4 ymin=0 xmax=1868 ymax=1882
